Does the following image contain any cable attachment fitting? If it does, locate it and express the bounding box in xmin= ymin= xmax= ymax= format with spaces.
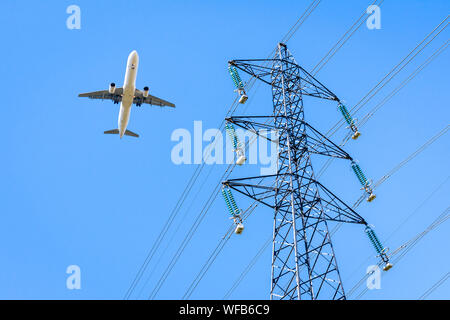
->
xmin=365 ymin=225 xmax=393 ymax=271
xmin=222 ymin=186 xmax=245 ymax=234
xmin=225 ymin=122 xmax=246 ymax=166
xmin=338 ymin=103 xmax=360 ymax=140
xmin=351 ymin=161 xmax=376 ymax=202
xmin=228 ymin=64 xmax=248 ymax=104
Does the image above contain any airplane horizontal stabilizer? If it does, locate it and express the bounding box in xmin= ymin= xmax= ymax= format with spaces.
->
xmin=125 ymin=130 xmax=139 ymax=138
xmin=103 ymin=129 xmax=139 ymax=138
xmin=104 ymin=129 xmax=119 ymax=134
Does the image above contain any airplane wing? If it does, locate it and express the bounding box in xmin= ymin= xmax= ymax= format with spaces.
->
xmin=78 ymin=88 xmax=124 ymax=103
xmin=134 ymin=89 xmax=175 ymax=108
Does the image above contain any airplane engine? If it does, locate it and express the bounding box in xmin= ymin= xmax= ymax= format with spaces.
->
xmin=109 ymin=82 xmax=116 ymax=94
xmin=143 ymin=86 xmax=149 ymax=98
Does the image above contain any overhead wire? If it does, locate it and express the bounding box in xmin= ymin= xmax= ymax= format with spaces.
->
xmin=316 ymin=37 xmax=449 ymax=179
xmin=418 ymin=271 xmax=450 ymax=300
xmin=143 ymin=1 xmax=323 ymax=299
xmin=223 ymin=236 xmax=272 ymax=300
xmin=349 ymin=206 xmax=450 ymax=299
xmin=344 ymin=176 xmax=449 ymax=297
xmin=142 ymin=1 xmax=448 ymax=302
xmin=218 ymin=0 xmax=450 ymax=299
xmin=358 ymin=39 xmax=449 ymax=129
xmin=311 ymin=0 xmax=384 ymax=75
xmin=323 ymin=16 xmax=449 ymax=140
xmin=182 ymin=200 xmax=261 ymax=299
xmin=219 ymin=13 xmax=449 ymax=302
xmin=224 ymin=126 xmax=450 ymax=299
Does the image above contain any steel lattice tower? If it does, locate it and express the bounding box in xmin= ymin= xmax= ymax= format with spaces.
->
xmin=223 ymin=43 xmax=378 ymax=300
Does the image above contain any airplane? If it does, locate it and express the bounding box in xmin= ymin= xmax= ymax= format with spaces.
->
xmin=78 ymin=50 xmax=175 ymax=138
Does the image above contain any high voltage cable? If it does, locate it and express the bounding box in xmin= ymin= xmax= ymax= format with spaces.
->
xmin=136 ymin=79 xmax=265 ymax=299
xmin=209 ymin=14 xmax=449 ymax=302
xmin=316 ymin=39 xmax=449 ymax=179
xmin=349 ymin=125 xmax=450 ymax=208
xmin=355 ymin=208 xmax=450 ymax=299
xmin=125 ymin=56 xmax=252 ymax=300
xmin=147 ymin=164 xmax=236 ymax=299
xmin=126 ymin=1 xmax=321 ymax=298
xmin=311 ymin=0 xmax=384 ymax=75
xmin=183 ymin=149 xmax=311 ymax=299
xmin=349 ymin=15 xmax=449 ymax=115
xmin=349 ymin=206 xmax=450 ymax=299
xmin=281 ymin=0 xmax=322 ymax=44
xmin=358 ymin=40 xmax=449 ymax=128
xmin=330 ymin=124 xmax=449 ymax=237
xmin=136 ymin=1 xmax=321 ymax=299
xmin=145 ymin=98 xmax=267 ymax=299
xmin=223 ymin=127 xmax=449 ymax=299
xmin=324 ymin=16 xmax=449 ymax=139
xmin=390 ymin=209 xmax=450 ymax=265
xmin=180 ymin=0 xmax=429 ymax=300
xmin=123 ymin=161 xmax=204 ymax=299
xmin=373 ymin=125 xmax=449 ymax=188
xmin=346 ymin=17 xmax=449 ymax=119
xmin=418 ymin=272 xmax=450 ymax=300
xmin=181 ymin=210 xmax=257 ymax=300
xmin=131 ymin=4 xmax=446 ymax=300
xmin=151 ymin=134 xmax=274 ymax=299
xmin=134 ymin=75 xmax=267 ymax=299
xmin=123 ymin=99 xmax=239 ymax=299
xmin=145 ymin=111 xmax=261 ymax=299
xmin=351 ymin=209 xmax=450 ymax=299
xmin=384 ymin=176 xmax=449 ymax=245
xmin=182 ymin=175 xmax=279 ymax=299
xmin=135 ymin=164 xmax=217 ymax=299
xmin=182 ymin=195 xmax=262 ymax=300
xmin=344 ymin=176 xmax=449 ymax=296
xmin=182 ymin=223 xmax=235 ymax=300
xmin=218 ymin=14 xmax=449 ymax=301
xmin=223 ymin=236 xmax=272 ymax=300
xmin=343 ymin=175 xmax=449 ymax=296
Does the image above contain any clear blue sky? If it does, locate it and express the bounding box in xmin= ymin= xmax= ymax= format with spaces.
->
xmin=0 ymin=0 xmax=449 ymax=300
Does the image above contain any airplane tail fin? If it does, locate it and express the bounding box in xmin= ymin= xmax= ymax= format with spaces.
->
xmin=103 ymin=129 xmax=139 ymax=138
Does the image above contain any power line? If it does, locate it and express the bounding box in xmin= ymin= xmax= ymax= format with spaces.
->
xmin=188 ymin=1 xmax=433 ymax=299
xmin=138 ymin=1 xmax=322 ymax=299
xmin=223 ymin=236 xmax=272 ymax=300
xmin=147 ymin=164 xmax=235 ymax=299
xmin=345 ymin=176 xmax=449 ymax=297
xmin=181 ymin=198 xmax=263 ymax=299
xmin=311 ymin=0 xmax=384 ymax=75
xmin=350 ymin=206 xmax=450 ymax=299
xmin=222 ymin=18 xmax=449 ymax=301
xmin=282 ymin=0 xmax=322 ymax=44
xmin=418 ymin=271 xmax=450 ymax=300
xmin=139 ymin=3 xmax=448 ymax=300
xmin=223 ymin=127 xmax=449 ymax=299
xmin=374 ymin=125 xmax=449 ymax=188
xmin=390 ymin=208 xmax=450 ymax=265
xmin=358 ymin=40 xmax=449 ymax=129
xmin=323 ymin=16 xmax=449 ymax=140
xmin=316 ymin=38 xmax=449 ymax=179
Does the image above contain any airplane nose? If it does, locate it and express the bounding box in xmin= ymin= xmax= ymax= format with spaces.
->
xmin=128 ymin=50 xmax=139 ymax=65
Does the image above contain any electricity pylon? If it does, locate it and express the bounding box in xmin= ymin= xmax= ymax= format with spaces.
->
xmin=223 ymin=43 xmax=382 ymax=300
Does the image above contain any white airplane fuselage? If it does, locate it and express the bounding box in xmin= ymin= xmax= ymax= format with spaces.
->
xmin=118 ymin=50 xmax=139 ymax=138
